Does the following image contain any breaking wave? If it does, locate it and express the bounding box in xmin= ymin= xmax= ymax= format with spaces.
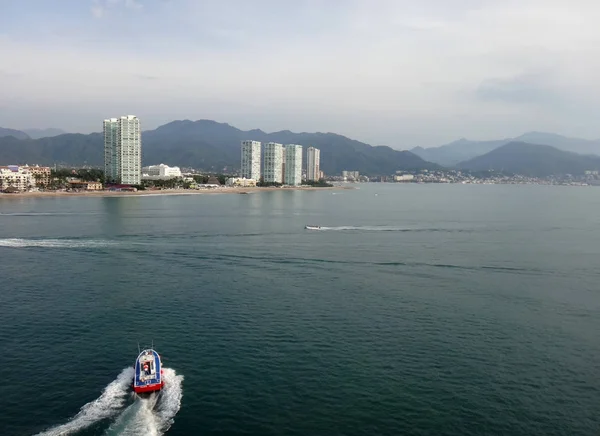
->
xmin=0 ymin=238 xmax=118 ymax=248
xmin=36 ymin=367 xmax=183 ymax=436
xmin=37 ymin=367 xmax=134 ymax=436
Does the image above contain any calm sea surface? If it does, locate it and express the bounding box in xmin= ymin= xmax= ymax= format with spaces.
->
xmin=1 ymin=184 xmax=599 ymax=436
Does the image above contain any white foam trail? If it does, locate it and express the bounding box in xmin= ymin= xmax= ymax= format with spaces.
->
xmin=317 ymin=226 xmax=407 ymax=231
xmin=0 ymin=238 xmax=117 ymax=248
xmin=37 ymin=367 xmax=134 ymax=436
xmin=0 ymin=212 xmax=102 ymax=216
xmin=105 ymin=367 xmax=184 ymax=436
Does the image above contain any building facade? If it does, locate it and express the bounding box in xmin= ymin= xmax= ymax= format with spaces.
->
xmin=23 ymin=165 xmax=51 ymax=186
xmin=104 ymin=115 xmax=142 ymax=185
xmin=0 ymin=165 xmax=36 ymax=191
xmin=241 ymin=140 xmax=261 ymax=181
xmin=306 ymin=146 xmax=321 ymax=181
xmin=263 ymin=142 xmax=284 ymax=183
xmin=342 ymin=170 xmax=359 ymax=180
xmin=142 ymin=163 xmax=182 ymax=180
xmin=284 ymin=144 xmax=303 ymax=186
xmin=225 ymin=177 xmax=258 ymax=187
xmin=69 ymin=181 xmax=103 ymax=191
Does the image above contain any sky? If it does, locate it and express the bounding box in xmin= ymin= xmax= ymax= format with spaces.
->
xmin=1 ymin=0 xmax=600 ymax=148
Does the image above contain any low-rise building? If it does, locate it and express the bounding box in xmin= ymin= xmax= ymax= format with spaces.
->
xmin=393 ymin=174 xmax=415 ymax=182
xmin=0 ymin=165 xmax=36 ymax=191
xmin=69 ymin=181 xmax=103 ymax=191
xmin=226 ymin=177 xmax=258 ymax=187
xmin=142 ymin=164 xmax=183 ymax=180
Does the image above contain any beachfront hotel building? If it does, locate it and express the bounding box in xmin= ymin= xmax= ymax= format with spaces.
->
xmin=263 ymin=142 xmax=284 ymax=183
xmin=104 ymin=115 xmax=142 ymax=185
xmin=284 ymin=144 xmax=303 ymax=186
xmin=241 ymin=140 xmax=261 ymax=181
xmin=142 ymin=163 xmax=182 ymax=180
xmin=306 ymin=147 xmax=321 ymax=181
xmin=0 ymin=165 xmax=37 ymax=191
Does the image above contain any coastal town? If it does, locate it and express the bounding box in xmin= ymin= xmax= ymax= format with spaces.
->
xmin=1 ymin=114 xmax=599 ymax=195
xmin=0 ymin=115 xmax=330 ymax=194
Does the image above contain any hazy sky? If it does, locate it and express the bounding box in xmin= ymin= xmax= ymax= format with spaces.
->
xmin=1 ymin=0 xmax=600 ymax=148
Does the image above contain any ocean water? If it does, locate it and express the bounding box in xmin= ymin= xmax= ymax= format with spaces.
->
xmin=1 ymin=184 xmax=600 ymax=436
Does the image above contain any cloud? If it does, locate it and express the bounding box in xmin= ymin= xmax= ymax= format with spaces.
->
xmin=476 ymin=73 xmax=561 ymax=105
xmin=136 ymin=74 xmax=159 ymax=80
xmin=91 ymin=3 xmax=105 ymax=18
xmin=91 ymin=0 xmax=143 ymax=18
xmin=124 ymin=0 xmax=143 ymax=9
xmin=4 ymin=0 xmax=600 ymax=145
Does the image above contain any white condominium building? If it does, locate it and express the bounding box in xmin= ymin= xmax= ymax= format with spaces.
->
xmin=241 ymin=140 xmax=261 ymax=181
xmin=142 ymin=163 xmax=182 ymax=180
xmin=104 ymin=115 xmax=142 ymax=185
xmin=0 ymin=165 xmax=36 ymax=191
xmin=306 ymin=146 xmax=321 ymax=181
xmin=284 ymin=144 xmax=303 ymax=186
xmin=263 ymin=142 xmax=284 ymax=183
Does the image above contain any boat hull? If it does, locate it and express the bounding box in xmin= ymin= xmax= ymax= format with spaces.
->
xmin=133 ymin=381 xmax=164 ymax=394
xmin=133 ymin=349 xmax=163 ymax=394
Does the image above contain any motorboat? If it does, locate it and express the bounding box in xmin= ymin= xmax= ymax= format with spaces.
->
xmin=133 ymin=348 xmax=164 ymax=394
xmin=305 ymin=225 xmax=321 ymax=230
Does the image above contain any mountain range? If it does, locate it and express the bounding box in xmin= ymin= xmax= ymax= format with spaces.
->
xmin=22 ymin=128 xmax=66 ymax=139
xmin=410 ymin=132 xmax=600 ymax=166
xmin=2 ymin=120 xmax=600 ymax=177
xmin=0 ymin=120 xmax=437 ymax=175
xmin=0 ymin=127 xmax=30 ymax=140
xmin=457 ymin=142 xmax=600 ymax=177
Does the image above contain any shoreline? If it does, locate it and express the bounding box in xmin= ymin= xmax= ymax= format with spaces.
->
xmin=0 ymin=186 xmax=350 ymax=199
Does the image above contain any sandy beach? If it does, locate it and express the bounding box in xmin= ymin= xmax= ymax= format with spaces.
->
xmin=0 ymin=186 xmax=351 ymax=199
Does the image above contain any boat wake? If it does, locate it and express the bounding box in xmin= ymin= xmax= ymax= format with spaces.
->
xmin=37 ymin=368 xmax=134 ymax=436
xmin=0 ymin=238 xmax=118 ymax=248
xmin=315 ymin=226 xmax=417 ymax=232
xmin=104 ymin=368 xmax=184 ymax=436
xmin=36 ymin=368 xmax=183 ymax=436
xmin=310 ymin=225 xmax=471 ymax=233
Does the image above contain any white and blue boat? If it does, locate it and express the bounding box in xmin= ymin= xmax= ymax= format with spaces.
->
xmin=133 ymin=348 xmax=164 ymax=394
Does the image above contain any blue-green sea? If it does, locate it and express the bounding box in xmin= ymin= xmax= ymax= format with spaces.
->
xmin=1 ymin=184 xmax=600 ymax=435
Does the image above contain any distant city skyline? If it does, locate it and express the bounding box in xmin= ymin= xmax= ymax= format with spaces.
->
xmin=3 ymin=1 xmax=600 ymax=146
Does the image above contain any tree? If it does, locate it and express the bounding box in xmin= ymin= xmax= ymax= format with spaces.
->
xmin=192 ymin=175 xmax=209 ymax=184
xmin=303 ymin=179 xmax=333 ymax=187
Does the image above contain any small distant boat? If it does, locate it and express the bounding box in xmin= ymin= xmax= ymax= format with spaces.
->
xmin=305 ymin=225 xmax=321 ymax=230
xmin=133 ymin=348 xmax=164 ymax=394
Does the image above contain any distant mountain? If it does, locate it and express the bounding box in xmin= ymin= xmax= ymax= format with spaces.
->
xmin=457 ymin=142 xmax=600 ymax=177
xmin=411 ymin=132 xmax=600 ymax=166
xmin=514 ymin=132 xmax=600 ymax=155
xmin=22 ymin=128 xmax=66 ymax=139
xmin=0 ymin=127 xmax=29 ymax=140
xmin=0 ymin=133 xmax=103 ymax=166
xmin=0 ymin=120 xmax=437 ymax=175
xmin=411 ymin=138 xmax=509 ymax=166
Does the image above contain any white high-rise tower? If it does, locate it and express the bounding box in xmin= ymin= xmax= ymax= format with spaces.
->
xmin=263 ymin=142 xmax=284 ymax=183
xmin=306 ymin=147 xmax=321 ymax=181
xmin=241 ymin=140 xmax=261 ymax=181
xmin=284 ymin=144 xmax=303 ymax=186
xmin=104 ymin=115 xmax=141 ymax=185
